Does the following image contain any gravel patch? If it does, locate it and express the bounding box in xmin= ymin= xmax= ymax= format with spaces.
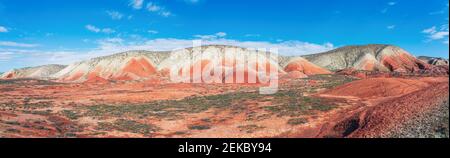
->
xmin=386 ymin=98 xmax=449 ymax=138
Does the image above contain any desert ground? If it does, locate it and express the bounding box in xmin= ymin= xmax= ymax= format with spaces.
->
xmin=0 ymin=73 xmax=448 ymax=138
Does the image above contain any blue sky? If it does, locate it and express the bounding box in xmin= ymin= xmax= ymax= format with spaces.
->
xmin=0 ymin=0 xmax=448 ymax=72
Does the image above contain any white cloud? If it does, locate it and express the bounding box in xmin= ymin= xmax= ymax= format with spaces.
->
xmin=431 ymin=31 xmax=449 ymax=40
xmin=146 ymin=2 xmax=172 ymax=17
xmin=381 ymin=2 xmax=397 ymax=14
xmin=159 ymin=11 xmax=172 ymax=17
xmin=97 ymin=38 xmax=125 ymax=50
xmin=194 ymin=32 xmax=228 ymax=40
xmin=423 ymin=26 xmax=437 ymax=34
xmin=429 ymin=10 xmax=445 ymax=15
xmin=106 ymin=11 xmax=124 ymax=20
xmin=86 ymin=25 xmax=100 ymax=33
xmin=85 ymin=25 xmax=115 ymax=34
xmin=215 ymin=32 xmax=227 ymax=37
xmin=101 ymin=28 xmax=116 ymax=34
xmin=0 ymin=26 xmax=7 ymax=33
xmin=185 ymin=0 xmax=200 ymax=4
xmin=92 ymin=37 xmax=335 ymax=57
xmin=429 ymin=3 xmax=449 ymax=15
xmin=422 ymin=25 xmax=449 ymax=44
xmin=103 ymin=38 xmax=124 ymax=43
xmin=245 ymin=34 xmax=261 ymax=37
xmin=387 ymin=2 xmax=397 ymax=6
xmin=147 ymin=2 xmax=161 ymax=12
xmin=0 ymin=52 xmax=14 ymax=62
xmin=129 ymin=0 xmax=144 ymax=10
xmin=387 ymin=25 xmax=396 ymax=30
xmin=0 ymin=41 xmax=39 ymax=48
xmin=148 ymin=30 xmax=159 ymax=34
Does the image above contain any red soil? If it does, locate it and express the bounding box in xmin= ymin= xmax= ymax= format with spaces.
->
xmin=61 ymin=58 xmax=158 ymax=82
xmin=64 ymin=70 xmax=85 ymax=82
xmin=121 ymin=58 xmax=157 ymax=79
xmin=424 ymin=65 xmax=449 ymax=75
xmin=348 ymin=81 xmax=449 ymax=137
xmin=223 ymin=68 xmax=260 ymax=83
xmin=176 ymin=58 xmax=281 ymax=84
xmin=1 ymin=74 xmax=447 ymax=138
xmin=277 ymin=77 xmax=448 ymax=138
xmin=381 ymin=53 xmax=430 ymax=72
xmin=251 ymin=61 xmax=279 ymax=75
xmin=360 ymin=59 xmax=376 ymax=71
xmin=178 ymin=59 xmax=212 ymax=77
xmin=4 ymin=72 xmax=15 ymax=79
xmin=314 ymin=78 xmax=449 ymax=138
xmin=85 ymin=67 xmax=109 ymax=83
xmin=322 ymin=78 xmax=430 ymax=99
xmin=335 ymin=68 xmax=367 ymax=79
xmin=85 ymin=76 xmax=108 ymax=83
xmin=284 ymin=58 xmax=331 ymax=75
xmin=286 ymin=71 xmax=308 ymax=79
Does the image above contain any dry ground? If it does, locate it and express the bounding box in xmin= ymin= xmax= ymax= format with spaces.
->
xmin=0 ymin=75 xmax=448 ymax=138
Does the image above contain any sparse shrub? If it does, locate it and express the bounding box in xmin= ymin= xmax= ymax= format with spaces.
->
xmin=174 ymin=131 xmax=187 ymax=135
xmin=64 ymin=133 xmax=77 ymax=138
xmin=61 ymin=110 xmax=80 ymax=120
xmin=4 ymin=121 xmax=21 ymax=125
xmin=97 ymin=119 xmax=159 ymax=135
xmin=287 ymin=118 xmax=308 ymax=125
xmin=238 ymin=125 xmax=265 ymax=133
xmin=311 ymin=104 xmax=337 ymax=111
xmin=5 ymin=128 xmax=20 ymax=133
xmin=188 ymin=125 xmax=211 ymax=130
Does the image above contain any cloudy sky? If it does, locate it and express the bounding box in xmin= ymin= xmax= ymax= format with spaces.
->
xmin=0 ymin=0 xmax=448 ymax=72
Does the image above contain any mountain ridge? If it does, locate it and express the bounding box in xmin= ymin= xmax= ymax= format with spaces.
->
xmin=1 ymin=44 xmax=435 ymax=82
xmin=418 ymin=56 xmax=449 ymax=66
xmin=302 ymin=44 xmax=430 ymax=72
xmin=1 ymin=64 xmax=67 ymax=79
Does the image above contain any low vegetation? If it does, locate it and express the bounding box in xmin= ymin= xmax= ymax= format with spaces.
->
xmin=97 ymin=119 xmax=159 ymax=135
xmin=188 ymin=125 xmax=211 ymax=130
xmin=287 ymin=118 xmax=308 ymax=125
xmin=262 ymin=90 xmax=340 ymax=117
xmin=84 ymin=87 xmax=342 ymax=121
xmin=85 ymin=91 xmax=263 ymax=119
xmin=0 ymin=78 xmax=59 ymax=85
xmin=238 ymin=124 xmax=265 ymax=133
xmin=61 ymin=110 xmax=80 ymax=120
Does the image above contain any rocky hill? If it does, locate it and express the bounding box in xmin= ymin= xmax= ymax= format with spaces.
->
xmin=52 ymin=51 xmax=170 ymax=82
xmin=418 ymin=56 xmax=449 ymax=66
xmin=1 ymin=64 xmax=67 ymax=79
xmin=51 ymin=45 xmax=333 ymax=83
xmin=283 ymin=57 xmax=332 ymax=78
xmin=4 ymin=44 xmax=437 ymax=82
xmin=302 ymin=44 xmax=430 ymax=72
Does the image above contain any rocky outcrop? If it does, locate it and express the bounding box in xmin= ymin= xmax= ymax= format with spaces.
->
xmin=1 ymin=64 xmax=67 ymax=79
xmin=283 ymin=57 xmax=331 ymax=78
xmin=303 ymin=44 xmax=430 ymax=72
xmin=155 ymin=45 xmax=284 ymax=83
xmin=52 ymin=51 xmax=169 ymax=82
xmin=418 ymin=56 xmax=449 ymax=66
